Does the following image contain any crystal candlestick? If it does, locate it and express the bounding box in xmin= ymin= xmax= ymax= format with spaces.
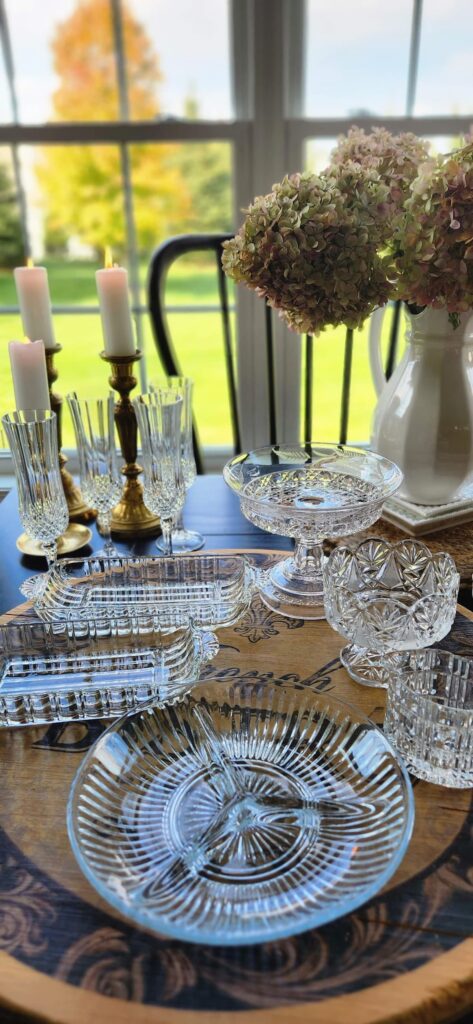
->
xmin=45 ymin=343 xmax=95 ymax=523
xmin=100 ymin=350 xmax=161 ymax=538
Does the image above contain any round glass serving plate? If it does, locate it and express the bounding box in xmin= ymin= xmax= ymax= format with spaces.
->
xmin=68 ymin=680 xmax=414 ymax=947
xmin=223 ymin=444 xmax=403 ymax=619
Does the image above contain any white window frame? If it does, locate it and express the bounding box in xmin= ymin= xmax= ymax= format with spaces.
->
xmin=0 ymin=0 xmax=472 ymax=476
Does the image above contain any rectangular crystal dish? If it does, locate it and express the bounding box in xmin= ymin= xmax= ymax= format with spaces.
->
xmin=0 ymin=618 xmax=218 ymax=728
xmin=21 ymin=554 xmax=254 ymax=629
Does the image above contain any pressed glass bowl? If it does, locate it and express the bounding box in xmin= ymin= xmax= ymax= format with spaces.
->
xmin=223 ymin=444 xmax=402 ymax=620
xmin=68 ymin=680 xmax=414 ymax=946
xmin=384 ymin=649 xmax=473 ymax=787
xmin=20 ymin=554 xmax=254 ymax=631
xmin=324 ymin=538 xmax=459 ymax=688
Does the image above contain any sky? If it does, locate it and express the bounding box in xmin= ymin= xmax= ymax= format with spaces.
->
xmin=1 ymin=0 xmax=472 ymax=124
xmin=2 ymin=0 xmax=232 ymax=122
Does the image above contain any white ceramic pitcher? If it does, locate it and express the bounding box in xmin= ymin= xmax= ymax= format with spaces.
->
xmin=369 ymin=305 xmax=473 ymax=505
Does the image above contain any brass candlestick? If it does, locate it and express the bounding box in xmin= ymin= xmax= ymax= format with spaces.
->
xmin=45 ymin=344 xmax=96 ymax=523
xmin=101 ymin=349 xmax=161 ymax=537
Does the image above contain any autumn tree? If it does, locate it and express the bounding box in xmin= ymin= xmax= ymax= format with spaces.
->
xmin=175 ymin=97 xmax=233 ymax=233
xmin=0 ymin=161 xmax=25 ymax=268
xmin=37 ymin=0 xmax=190 ymax=256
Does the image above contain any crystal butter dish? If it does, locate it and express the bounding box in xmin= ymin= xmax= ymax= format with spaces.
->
xmin=20 ymin=554 xmax=254 ymax=629
xmin=68 ymin=679 xmax=414 ymax=946
xmin=0 ymin=619 xmax=218 ymax=728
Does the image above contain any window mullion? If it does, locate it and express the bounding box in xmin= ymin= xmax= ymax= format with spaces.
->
xmin=406 ymin=0 xmax=424 ymax=117
xmin=231 ymin=0 xmax=305 ymax=449
xmin=0 ymin=0 xmax=31 ymax=257
xmin=110 ymin=0 xmax=146 ymax=391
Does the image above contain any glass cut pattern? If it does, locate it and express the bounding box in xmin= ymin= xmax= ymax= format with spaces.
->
xmin=324 ymin=538 xmax=459 ymax=688
xmin=384 ymin=649 xmax=473 ymax=788
xmin=224 ymin=445 xmax=402 ymax=621
xmin=20 ymin=554 xmax=255 ymax=630
xmin=0 ymin=619 xmax=218 ymax=729
xmin=68 ymin=680 xmax=414 ymax=946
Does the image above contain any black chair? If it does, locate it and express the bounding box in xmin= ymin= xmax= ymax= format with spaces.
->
xmin=147 ymin=233 xmax=402 ymax=471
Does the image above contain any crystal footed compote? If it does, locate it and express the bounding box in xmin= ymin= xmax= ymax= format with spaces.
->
xmin=151 ymin=377 xmax=204 ymax=554
xmin=323 ymin=538 xmax=459 ymax=688
xmin=67 ymin=393 xmax=121 ymax=557
xmin=223 ymin=444 xmax=403 ymax=619
xmin=133 ymin=390 xmax=185 ymax=556
xmin=3 ymin=409 xmax=69 ymax=568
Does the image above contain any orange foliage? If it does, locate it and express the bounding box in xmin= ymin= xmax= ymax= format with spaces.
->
xmin=37 ymin=0 xmax=190 ymax=255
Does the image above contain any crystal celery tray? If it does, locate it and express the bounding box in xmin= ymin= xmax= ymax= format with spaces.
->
xmin=0 ymin=616 xmax=218 ymax=728
xmin=68 ymin=679 xmax=414 ymax=946
xmin=21 ymin=554 xmax=254 ymax=630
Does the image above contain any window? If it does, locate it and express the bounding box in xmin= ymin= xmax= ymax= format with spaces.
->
xmin=0 ymin=0 xmax=472 ymax=461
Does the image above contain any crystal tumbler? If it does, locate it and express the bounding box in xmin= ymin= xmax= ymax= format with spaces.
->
xmin=323 ymin=538 xmax=459 ymax=687
xmin=384 ymin=649 xmax=473 ymax=787
xmin=3 ymin=409 xmax=69 ymax=567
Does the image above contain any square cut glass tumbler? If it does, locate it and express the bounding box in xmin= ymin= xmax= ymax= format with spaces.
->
xmin=323 ymin=538 xmax=459 ymax=687
xmin=384 ymin=649 xmax=473 ymax=787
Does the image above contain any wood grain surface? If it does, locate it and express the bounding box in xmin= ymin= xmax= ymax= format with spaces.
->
xmin=0 ymin=551 xmax=472 ymax=1024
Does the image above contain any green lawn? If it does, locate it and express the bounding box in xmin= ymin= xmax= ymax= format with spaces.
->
xmin=0 ymin=257 xmax=396 ymax=448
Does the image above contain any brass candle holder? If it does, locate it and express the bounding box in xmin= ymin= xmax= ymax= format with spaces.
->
xmin=45 ymin=344 xmax=96 ymax=524
xmin=100 ymin=349 xmax=161 ymax=537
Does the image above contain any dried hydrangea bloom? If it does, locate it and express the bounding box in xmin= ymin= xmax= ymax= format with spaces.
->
xmin=393 ymin=142 xmax=473 ymax=320
xmin=330 ymin=126 xmax=430 ymax=224
xmin=222 ymin=166 xmax=392 ymax=336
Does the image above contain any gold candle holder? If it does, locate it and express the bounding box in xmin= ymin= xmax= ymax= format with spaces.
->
xmin=45 ymin=344 xmax=96 ymax=524
xmin=100 ymin=349 xmax=161 ymax=537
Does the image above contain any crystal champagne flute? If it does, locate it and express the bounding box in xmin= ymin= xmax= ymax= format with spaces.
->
xmin=67 ymin=393 xmax=121 ymax=556
xmin=151 ymin=377 xmax=204 ymax=554
xmin=133 ymin=389 xmax=185 ymax=556
xmin=3 ymin=409 xmax=68 ymax=568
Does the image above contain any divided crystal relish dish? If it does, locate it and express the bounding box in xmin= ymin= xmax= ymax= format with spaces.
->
xmin=224 ymin=444 xmax=402 ymax=619
xmin=324 ymin=538 xmax=459 ymax=688
xmin=20 ymin=554 xmax=255 ymax=631
xmin=68 ymin=679 xmax=414 ymax=946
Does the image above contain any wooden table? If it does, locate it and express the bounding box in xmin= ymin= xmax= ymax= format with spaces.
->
xmin=0 ymin=479 xmax=472 ymax=1023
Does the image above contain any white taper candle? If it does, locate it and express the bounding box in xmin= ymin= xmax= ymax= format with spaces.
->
xmin=95 ymin=253 xmax=136 ymax=358
xmin=8 ymin=339 xmax=51 ymax=413
xmin=14 ymin=265 xmax=56 ymax=351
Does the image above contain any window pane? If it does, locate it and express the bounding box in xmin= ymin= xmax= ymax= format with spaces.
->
xmin=305 ymin=137 xmax=338 ymax=174
xmin=144 ymin=251 xmax=235 ymax=448
xmin=0 ymin=148 xmax=23 ymax=430
xmin=143 ymin=311 xmax=234 ymax=448
xmin=305 ymin=0 xmax=413 ymax=116
xmin=125 ymin=0 xmax=232 ymax=120
xmin=0 ymin=148 xmax=25 ymax=273
xmin=128 ymin=141 xmax=233 ymax=296
xmin=415 ymin=3 xmax=473 ymax=115
xmin=19 ymin=143 xmax=123 ymax=261
xmin=0 ymin=57 xmax=12 ymax=123
xmin=5 ymin=0 xmax=120 ymax=123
